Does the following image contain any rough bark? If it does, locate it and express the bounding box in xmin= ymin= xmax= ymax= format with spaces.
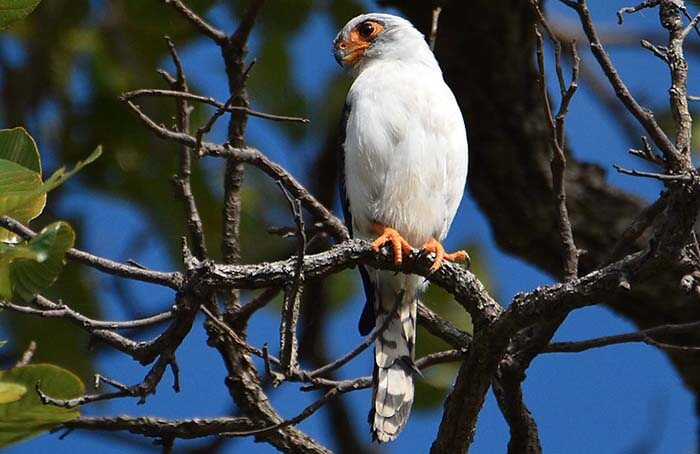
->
xmin=386 ymin=0 xmax=700 ymax=392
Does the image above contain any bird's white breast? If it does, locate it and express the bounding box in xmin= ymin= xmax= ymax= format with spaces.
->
xmin=344 ymin=60 xmax=468 ymax=246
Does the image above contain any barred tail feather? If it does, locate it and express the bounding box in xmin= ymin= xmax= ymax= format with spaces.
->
xmin=370 ymin=272 xmax=421 ymax=442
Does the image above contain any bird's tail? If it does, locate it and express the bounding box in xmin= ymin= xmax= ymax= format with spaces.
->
xmin=370 ymin=271 xmax=421 ymax=443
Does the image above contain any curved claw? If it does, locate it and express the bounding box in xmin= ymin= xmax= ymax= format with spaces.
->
xmin=420 ymin=238 xmax=470 ymax=272
xmin=371 ymin=225 xmax=413 ymax=265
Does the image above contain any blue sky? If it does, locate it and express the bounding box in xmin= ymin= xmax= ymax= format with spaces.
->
xmin=4 ymin=1 xmax=699 ymax=453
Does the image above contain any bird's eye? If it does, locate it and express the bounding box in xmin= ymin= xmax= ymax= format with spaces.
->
xmin=358 ymin=22 xmax=375 ymax=38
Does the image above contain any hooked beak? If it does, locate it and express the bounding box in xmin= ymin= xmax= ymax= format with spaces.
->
xmin=333 ymin=39 xmax=368 ymax=68
xmin=333 ymin=43 xmax=346 ymax=67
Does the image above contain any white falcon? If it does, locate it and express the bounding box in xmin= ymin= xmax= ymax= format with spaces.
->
xmin=333 ymin=13 xmax=469 ymax=442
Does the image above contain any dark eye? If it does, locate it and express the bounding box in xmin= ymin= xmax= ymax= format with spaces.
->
xmin=358 ymin=22 xmax=375 ymax=38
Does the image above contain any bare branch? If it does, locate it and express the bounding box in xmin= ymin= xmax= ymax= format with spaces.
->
xmin=417 ymin=302 xmax=472 ymax=349
xmin=161 ymin=37 xmax=208 ymax=261
xmin=308 ymin=286 xmax=404 ymax=379
xmin=533 ymin=4 xmax=580 ymax=281
xmin=121 ymin=89 xmax=309 ymax=123
xmin=230 ymin=0 xmax=265 ymax=47
xmin=628 ymin=135 xmax=665 ymax=166
xmin=230 ymin=287 xmax=281 ymax=327
xmin=429 ymin=6 xmax=442 ymax=51
xmin=162 ymin=0 xmax=227 ymax=44
xmin=617 ymin=0 xmax=660 ymax=24
xmin=659 ymin=1 xmax=694 ymax=158
xmin=613 ymin=164 xmax=694 ymax=182
xmin=561 ymin=0 xmax=683 ymax=168
xmin=0 ymin=299 xmax=173 ymax=330
xmin=545 ymin=320 xmax=700 ymax=353
xmin=120 ymin=102 xmax=349 ymax=241
xmin=278 ymin=186 xmax=306 ymax=376
xmin=641 ymin=39 xmax=669 ymax=62
xmin=681 ymin=9 xmax=700 ymax=39
xmin=606 ymin=194 xmax=668 ymax=263
xmin=0 ymin=216 xmax=182 ymax=289
xmin=64 ymin=415 xmax=258 ymax=439
xmin=223 ymin=349 xmax=465 ymax=438
xmin=15 ymin=341 xmax=37 ymax=367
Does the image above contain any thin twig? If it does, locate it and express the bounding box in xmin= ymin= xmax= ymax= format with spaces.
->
xmin=606 ymin=194 xmax=669 ymax=263
xmin=278 ymin=185 xmax=306 ymax=376
xmin=561 ymin=0 xmax=682 ymax=168
xmin=533 ymin=11 xmax=579 ymax=281
xmin=119 ymin=102 xmax=349 ymax=240
xmin=641 ymin=39 xmax=669 ymax=62
xmin=308 ymin=285 xmax=405 ymax=378
xmin=15 ymin=341 xmax=37 ymax=367
xmin=232 ymin=287 xmax=281 ymax=326
xmin=221 ymin=349 xmax=464 ymax=438
xmin=429 ymin=6 xmax=442 ymax=51
xmin=0 ymin=299 xmax=173 ymax=330
xmin=200 ymin=305 xmax=281 ymax=367
xmin=613 ymin=164 xmax=693 ymax=182
xmin=95 ymin=374 xmax=131 ymax=392
xmin=0 ymin=216 xmax=182 ymax=289
xmin=680 ymin=9 xmax=700 ymax=39
xmin=195 ymin=95 xmax=236 ymax=157
xmin=545 ymin=320 xmax=700 ymax=353
xmin=162 ymin=0 xmax=227 ymax=44
xmin=121 ymin=89 xmax=309 ymax=124
xmin=617 ymin=0 xmax=660 ymax=25
xmin=628 ymin=135 xmax=665 ymax=166
xmin=162 ymin=36 xmax=208 ymax=261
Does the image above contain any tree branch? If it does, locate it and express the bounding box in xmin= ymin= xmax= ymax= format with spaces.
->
xmin=0 ymin=216 xmax=182 ymax=289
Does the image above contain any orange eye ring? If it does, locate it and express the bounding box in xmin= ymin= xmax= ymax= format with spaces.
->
xmin=358 ymin=22 xmax=374 ymax=38
xmin=354 ymin=20 xmax=383 ymax=41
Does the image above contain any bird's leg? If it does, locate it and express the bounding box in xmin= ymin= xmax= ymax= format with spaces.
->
xmin=370 ymin=223 xmax=413 ymax=265
xmin=420 ymin=238 xmax=470 ymax=272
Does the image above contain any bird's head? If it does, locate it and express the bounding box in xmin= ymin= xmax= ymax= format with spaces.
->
xmin=333 ymin=13 xmax=432 ymax=73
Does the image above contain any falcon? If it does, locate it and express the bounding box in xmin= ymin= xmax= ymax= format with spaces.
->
xmin=333 ymin=13 xmax=469 ymax=442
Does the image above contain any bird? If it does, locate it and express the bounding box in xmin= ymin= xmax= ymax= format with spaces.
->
xmin=333 ymin=13 xmax=469 ymax=442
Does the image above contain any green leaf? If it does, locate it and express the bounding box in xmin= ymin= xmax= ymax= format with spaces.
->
xmin=0 ymin=128 xmax=46 ymax=242
xmin=0 ymin=127 xmax=41 ymax=174
xmin=0 ymin=221 xmax=75 ymax=301
xmin=0 ymin=145 xmax=100 ymax=243
xmin=0 ymin=381 xmax=26 ymax=404
xmin=2 ymin=146 xmax=102 ymax=219
xmin=35 ymin=145 xmax=102 ymax=197
xmin=0 ymin=364 xmax=84 ymax=448
xmin=0 ymin=159 xmax=46 ymax=244
xmin=0 ymin=0 xmax=42 ymax=31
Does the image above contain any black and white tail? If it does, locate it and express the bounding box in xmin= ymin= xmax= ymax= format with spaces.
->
xmin=369 ymin=271 xmax=421 ymax=442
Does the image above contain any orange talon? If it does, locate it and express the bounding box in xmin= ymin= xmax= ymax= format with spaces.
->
xmin=371 ymin=224 xmax=413 ymax=265
xmin=420 ymin=238 xmax=470 ymax=272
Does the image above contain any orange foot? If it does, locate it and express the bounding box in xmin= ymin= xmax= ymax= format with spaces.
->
xmin=371 ymin=224 xmax=413 ymax=265
xmin=420 ymin=238 xmax=470 ymax=272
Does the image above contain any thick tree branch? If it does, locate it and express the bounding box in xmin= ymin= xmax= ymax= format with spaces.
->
xmin=64 ymin=415 xmax=258 ymax=439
